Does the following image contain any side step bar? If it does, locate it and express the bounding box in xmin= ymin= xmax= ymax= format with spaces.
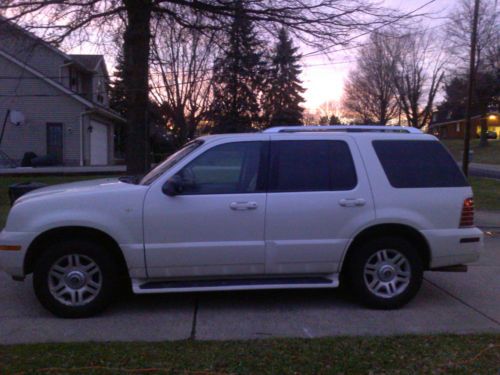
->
xmin=430 ymin=264 xmax=468 ymax=272
xmin=133 ymin=275 xmax=339 ymax=294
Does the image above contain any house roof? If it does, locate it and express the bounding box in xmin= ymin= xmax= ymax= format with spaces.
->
xmin=69 ymin=54 xmax=103 ymax=71
xmin=0 ymin=14 xmax=71 ymax=61
xmin=0 ymin=16 xmax=108 ymax=77
xmin=69 ymin=54 xmax=110 ymax=81
xmin=0 ymin=16 xmax=122 ymax=123
xmin=429 ymin=111 xmax=500 ymax=129
xmin=0 ymin=49 xmax=124 ymax=123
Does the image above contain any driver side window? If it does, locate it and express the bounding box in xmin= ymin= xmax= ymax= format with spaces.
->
xmin=176 ymin=141 xmax=266 ymax=195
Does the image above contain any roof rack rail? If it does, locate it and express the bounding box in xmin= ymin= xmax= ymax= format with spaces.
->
xmin=263 ymin=125 xmax=422 ymax=134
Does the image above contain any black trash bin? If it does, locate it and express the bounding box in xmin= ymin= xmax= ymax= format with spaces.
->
xmin=21 ymin=152 xmax=38 ymax=167
xmin=8 ymin=182 xmax=47 ymax=205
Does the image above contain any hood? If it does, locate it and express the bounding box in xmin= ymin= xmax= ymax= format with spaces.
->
xmin=14 ymin=178 xmax=132 ymax=205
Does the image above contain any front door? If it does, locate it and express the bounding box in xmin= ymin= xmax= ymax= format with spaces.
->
xmin=265 ymin=135 xmax=375 ymax=275
xmin=46 ymin=123 xmax=63 ymax=164
xmin=143 ymin=138 xmax=269 ymax=278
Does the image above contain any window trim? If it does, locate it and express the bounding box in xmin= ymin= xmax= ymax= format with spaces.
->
xmin=267 ymin=139 xmax=358 ymax=193
xmin=372 ymin=139 xmax=469 ymax=189
xmin=173 ymin=141 xmax=269 ymax=196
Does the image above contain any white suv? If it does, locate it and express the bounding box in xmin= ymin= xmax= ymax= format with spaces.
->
xmin=0 ymin=126 xmax=483 ymax=318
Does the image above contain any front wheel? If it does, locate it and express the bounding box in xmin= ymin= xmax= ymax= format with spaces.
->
xmin=346 ymin=237 xmax=423 ymax=309
xmin=33 ymin=239 xmax=117 ymax=318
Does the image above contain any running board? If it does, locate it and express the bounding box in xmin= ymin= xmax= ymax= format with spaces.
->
xmin=430 ymin=264 xmax=468 ymax=272
xmin=132 ymin=275 xmax=339 ymax=294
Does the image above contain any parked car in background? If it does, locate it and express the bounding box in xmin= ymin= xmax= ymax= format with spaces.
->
xmin=0 ymin=126 xmax=483 ymax=318
xmin=486 ymin=131 xmax=498 ymax=139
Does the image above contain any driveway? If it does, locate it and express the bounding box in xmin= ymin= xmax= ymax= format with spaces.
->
xmin=0 ymin=235 xmax=498 ymax=344
xmin=469 ymin=163 xmax=500 ymax=180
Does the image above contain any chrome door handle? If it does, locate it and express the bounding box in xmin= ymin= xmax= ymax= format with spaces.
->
xmin=230 ymin=201 xmax=258 ymax=210
xmin=339 ymin=198 xmax=366 ymax=207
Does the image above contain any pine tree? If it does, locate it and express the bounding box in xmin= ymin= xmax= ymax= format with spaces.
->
xmin=329 ymin=114 xmax=341 ymax=125
xmin=109 ymin=49 xmax=168 ymax=157
xmin=263 ymin=28 xmax=305 ymax=126
xmin=108 ymin=50 xmax=127 ymax=157
xmin=109 ymin=50 xmax=127 ymax=117
xmin=209 ymin=1 xmax=265 ymax=133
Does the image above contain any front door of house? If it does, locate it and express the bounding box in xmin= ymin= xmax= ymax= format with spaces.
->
xmin=46 ymin=123 xmax=63 ymax=164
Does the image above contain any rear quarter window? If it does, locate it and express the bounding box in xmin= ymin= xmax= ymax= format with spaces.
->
xmin=372 ymin=140 xmax=469 ymax=188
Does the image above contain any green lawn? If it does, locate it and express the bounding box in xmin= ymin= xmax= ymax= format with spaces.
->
xmin=441 ymin=139 xmax=500 ymax=165
xmin=1 ymin=335 xmax=499 ymax=374
xmin=470 ymin=177 xmax=500 ymax=211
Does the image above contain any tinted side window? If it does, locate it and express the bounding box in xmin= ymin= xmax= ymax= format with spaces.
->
xmin=177 ymin=141 xmax=266 ymax=195
xmin=373 ymin=140 xmax=469 ymax=188
xmin=269 ymin=140 xmax=357 ymax=192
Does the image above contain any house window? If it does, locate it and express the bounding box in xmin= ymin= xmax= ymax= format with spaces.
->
xmin=97 ymin=79 xmax=104 ymax=103
xmin=69 ymin=68 xmax=78 ymax=90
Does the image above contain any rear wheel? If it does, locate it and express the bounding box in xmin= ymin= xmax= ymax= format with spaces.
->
xmin=346 ymin=237 xmax=423 ymax=309
xmin=33 ymin=239 xmax=117 ymax=318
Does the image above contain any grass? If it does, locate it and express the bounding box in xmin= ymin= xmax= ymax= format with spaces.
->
xmin=441 ymin=139 xmax=500 ymax=165
xmin=470 ymin=177 xmax=500 ymax=211
xmin=0 ymin=335 xmax=498 ymax=374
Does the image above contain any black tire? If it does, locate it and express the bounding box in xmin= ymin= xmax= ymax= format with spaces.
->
xmin=346 ymin=236 xmax=423 ymax=309
xmin=33 ymin=239 xmax=118 ymax=318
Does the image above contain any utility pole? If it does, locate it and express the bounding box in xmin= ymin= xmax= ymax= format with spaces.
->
xmin=462 ymin=0 xmax=480 ymax=177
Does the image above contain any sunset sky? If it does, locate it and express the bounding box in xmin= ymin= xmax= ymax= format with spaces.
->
xmin=65 ymin=0 xmax=457 ymax=111
xmin=298 ymin=0 xmax=454 ymax=110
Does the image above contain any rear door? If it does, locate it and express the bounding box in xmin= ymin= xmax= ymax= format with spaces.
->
xmin=265 ymin=134 xmax=375 ymax=275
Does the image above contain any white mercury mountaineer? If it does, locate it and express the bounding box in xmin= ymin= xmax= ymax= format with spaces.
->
xmin=0 ymin=126 xmax=483 ymax=318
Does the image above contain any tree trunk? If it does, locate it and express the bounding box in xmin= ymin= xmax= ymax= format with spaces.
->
xmin=123 ymin=0 xmax=152 ymax=174
xmin=479 ymin=116 xmax=489 ymax=147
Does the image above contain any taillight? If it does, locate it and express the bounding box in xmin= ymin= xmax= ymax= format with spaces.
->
xmin=460 ymin=197 xmax=474 ymax=228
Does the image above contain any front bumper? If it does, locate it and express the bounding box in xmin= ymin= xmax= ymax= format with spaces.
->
xmin=421 ymin=227 xmax=483 ymax=268
xmin=0 ymin=229 xmax=38 ymax=277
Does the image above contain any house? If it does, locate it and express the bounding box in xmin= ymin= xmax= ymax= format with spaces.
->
xmin=429 ymin=110 xmax=500 ymax=139
xmin=0 ymin=16 xmax=125 ymax=167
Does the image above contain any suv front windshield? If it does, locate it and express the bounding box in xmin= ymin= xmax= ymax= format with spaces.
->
xmin=140 ymin=140 xmax=204 ymax=185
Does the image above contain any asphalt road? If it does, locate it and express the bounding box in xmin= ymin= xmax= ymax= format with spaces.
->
xmin=0 ymin=235 xmax=499 ymax=344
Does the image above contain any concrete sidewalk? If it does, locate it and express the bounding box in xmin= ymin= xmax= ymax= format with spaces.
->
xmin=469 ymin=163 xmax=500 ymax=179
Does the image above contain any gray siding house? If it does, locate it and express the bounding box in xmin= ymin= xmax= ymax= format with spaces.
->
xmin=0 ymin=16 xmax=125 ymax=166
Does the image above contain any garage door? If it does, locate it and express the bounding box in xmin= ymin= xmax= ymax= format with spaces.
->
xmin=90 ymin=121 xmax=108 ymax=165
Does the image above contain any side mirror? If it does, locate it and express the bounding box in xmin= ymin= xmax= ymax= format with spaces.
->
xmin=162 ymin=175 xmax=184 ymax=196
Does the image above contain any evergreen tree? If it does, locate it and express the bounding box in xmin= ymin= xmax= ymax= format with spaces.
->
xmin=109 ymin=49 xmax=168 ymax=157
xmin=209 ymin=1 xmax=265 ymax=133
xmin=329 ymin=114 xmax=342 ymax=125
xmin=108 ymin=50 xmax=127 ymax=157
xmin=109 ymin=50 xmax=127 ymax=117
xmin=263 ymin=28 xmax=305 ymax=126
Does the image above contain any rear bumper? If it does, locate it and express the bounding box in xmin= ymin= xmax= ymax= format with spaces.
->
xmin=421 ymin=227 xmax=483 ymax=268
xmin=0 ymin=229 xmax=37 ymax=277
